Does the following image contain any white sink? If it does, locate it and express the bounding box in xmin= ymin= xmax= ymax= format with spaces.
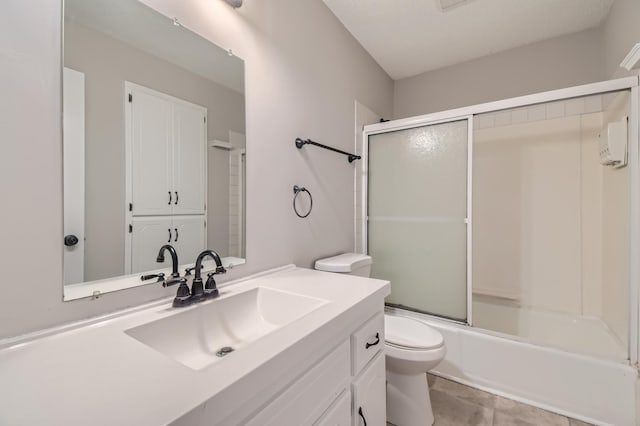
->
xmin=125 ymin=287 xmax=328 ymax=370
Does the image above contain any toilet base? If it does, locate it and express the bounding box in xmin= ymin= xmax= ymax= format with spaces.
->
xmin=386 ymin=370 xmax=434 ymax=426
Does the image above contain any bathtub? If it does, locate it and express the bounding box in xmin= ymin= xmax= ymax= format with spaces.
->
xmin=387 ymin=307 xmax=637 ymax=426
xmin=472 ymin=297 xmax=628 ymax=362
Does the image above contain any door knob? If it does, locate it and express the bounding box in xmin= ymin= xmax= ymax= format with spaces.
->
xmin=64 ymin=235 xmax=79 ymax=247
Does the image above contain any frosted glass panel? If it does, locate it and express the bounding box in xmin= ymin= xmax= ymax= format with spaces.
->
xmin=368 ymin=120 xmax=468 ymax=321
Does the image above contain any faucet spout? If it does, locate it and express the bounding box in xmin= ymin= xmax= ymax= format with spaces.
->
xmin=157 ymin=245 xmax=179 ymax=278
xmin=190 ymin=249 xmax=226 ymax=302
xmin=194 ymin=250 xmax=226 ymax=280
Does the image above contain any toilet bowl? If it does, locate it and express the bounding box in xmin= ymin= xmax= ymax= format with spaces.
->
xmin=314 ymin=253 xmax=446 ymax=426
xmin=385 ymin=314 xmax=446 ymax=426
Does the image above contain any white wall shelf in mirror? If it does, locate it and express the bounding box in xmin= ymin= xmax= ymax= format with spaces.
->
xmin=63 ymin=0 xmax=246 ymax=301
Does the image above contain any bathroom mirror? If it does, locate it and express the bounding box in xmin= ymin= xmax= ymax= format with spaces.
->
xmin=62 ymin=0 xmax=246 ymax=300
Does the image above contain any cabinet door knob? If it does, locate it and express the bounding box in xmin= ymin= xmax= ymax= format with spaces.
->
xmin=174 ymin=228 xmax=178 ymax=242
xmin=168 ymin=191 xmax=172 ymax=205
xmin=168 ymin=228 xmax=172 ymax=243
xmin=358 ymin=407 xmax=367 ymax=426
xmin=175 ymin=191 xmax=178 ymax=205
xmin=365 ymin=332 xmax=380 ymax=349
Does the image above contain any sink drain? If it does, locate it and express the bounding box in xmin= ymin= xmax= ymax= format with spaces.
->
xmin=216 ymin=346 xmax=235 ymax=357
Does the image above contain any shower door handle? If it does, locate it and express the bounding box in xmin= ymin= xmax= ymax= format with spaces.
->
xmin=365 ymin=332 xmax=380 ymax=349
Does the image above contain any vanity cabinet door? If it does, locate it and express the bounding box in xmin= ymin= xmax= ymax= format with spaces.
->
xmin=172 ymin=102 xmax=206 ymax=215
xmin=352 ymin=353 xmax=386 ymax=426
xmin=245 ymin=341 xmax=350 ymax=426
xmin=130 ymin=88 xmax=173 ymax=216
xmin=172 ymin=216 xmax=206 ymax=265
xmin=314 ymin=390 xmax=351 ymax=426
xmin=130 ymin=217 xmax=174 ymax=273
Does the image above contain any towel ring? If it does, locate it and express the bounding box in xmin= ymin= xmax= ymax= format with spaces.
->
xmin=293 ymin=185 xmax=313 ymax=218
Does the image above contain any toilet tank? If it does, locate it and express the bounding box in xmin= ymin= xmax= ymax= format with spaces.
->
xmin=314 ymin=253 xmax=372 ymax=277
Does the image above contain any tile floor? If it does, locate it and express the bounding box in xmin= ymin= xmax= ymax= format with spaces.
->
xmin=387 ymin=375 xmax=593 ymax=426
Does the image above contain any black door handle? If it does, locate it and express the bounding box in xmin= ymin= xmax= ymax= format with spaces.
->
xmin=175 ymin=191 xmax=178 ymax=205
xmin=168 ymin=191 xmax=172 ymax=205
xmin=358 ymin=407 xmax=367 ymax=426
xmin=168 ymin=228 xmax=172 ymax=243
xmin=64 ymin=235 xmax=79 ymax=247
xmin=365 ymin=332 xmax=380 ymax=349
xmin=174 ymin=228 xmax=178 ymax=242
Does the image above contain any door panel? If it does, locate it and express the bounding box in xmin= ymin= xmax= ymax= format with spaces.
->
xmin=131 ymin=89 xmax=172 ymax=216
xmin=352 ymin=354 xmax=386 ymax=426
xmin=131 ymin=217 xmax=173 ymax=274
xmin=173 ymin=216 xmax=206 ymax=266
xmin=173 ymin=103 xmax=206 ymax=215
xmin=368 ymin=119 xmax=469 ymax=322
xmin=63 ymin=67 xmax=85 ymax=285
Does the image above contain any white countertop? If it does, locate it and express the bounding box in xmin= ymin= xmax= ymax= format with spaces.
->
xmin=0 ymin=265 xmax=389 ymax=425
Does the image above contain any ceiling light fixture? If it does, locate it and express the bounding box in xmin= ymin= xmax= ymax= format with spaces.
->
xmin=224 ymin=0 xmax=243 ymax=8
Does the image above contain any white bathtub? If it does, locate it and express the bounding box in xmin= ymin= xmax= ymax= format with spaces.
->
xmin=388 ymin=307 xmax=637 ymax=426
xmin=472 ymin=298 xmax=628 ymax=362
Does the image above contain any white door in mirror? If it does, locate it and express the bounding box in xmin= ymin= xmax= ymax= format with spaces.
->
xmin=130 ymin=87 xmax=173 ymax=216
xmin=126 ymin=82 xmax=207 ymax=274
xmin=63 ymin=67 xmax=86 ymax=285
xmin=130 ymin=216 xmax=205 ymax=274
xmin=173 ymin=102 xmax=207 ymax=214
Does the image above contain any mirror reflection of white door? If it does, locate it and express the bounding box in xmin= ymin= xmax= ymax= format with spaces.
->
xmin=63 ymin=67 xmax=85 ymax=285
xmin=229 ymin=131 xmax=246 ymax=258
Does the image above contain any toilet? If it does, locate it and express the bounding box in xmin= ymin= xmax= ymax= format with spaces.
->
xmin=314 ymin=253 xmax=446 ymax=426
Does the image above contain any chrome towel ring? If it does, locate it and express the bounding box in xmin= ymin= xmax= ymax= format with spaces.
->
xmin=293 ymin=185 xmax=313 ymax=218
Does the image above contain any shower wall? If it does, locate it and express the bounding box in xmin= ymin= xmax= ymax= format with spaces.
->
xmin=472 ymin=92 xmax=630 ymax=351
xmin=473 ymin=112 xmax=600 ymax=315
xmin=601 ymin=92 xmax=630 ymax=346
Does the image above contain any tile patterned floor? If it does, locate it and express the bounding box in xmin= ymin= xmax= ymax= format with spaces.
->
xmin=387 ymin=375 xmax=594 ymax=426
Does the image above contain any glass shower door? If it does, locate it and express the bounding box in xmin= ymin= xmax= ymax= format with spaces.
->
xmin=367 ymin=119 xmax=470 ymax=322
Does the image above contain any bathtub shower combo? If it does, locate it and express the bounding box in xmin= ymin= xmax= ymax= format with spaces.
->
xmin=361 ymin=77 xmax=640 ymax=425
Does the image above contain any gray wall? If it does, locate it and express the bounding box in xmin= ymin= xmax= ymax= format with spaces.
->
xmin=394 ymin=0 xmax=640 ymax=120
xmin=0 ymin=0 xmax=393 ymax=339
xmin=64 ymin=21 xmax=245 ymax=282
xmin=393 ymin=28 xmax=606 ymax=118
xmin=603 ymin=0 xmax=640 ymax=78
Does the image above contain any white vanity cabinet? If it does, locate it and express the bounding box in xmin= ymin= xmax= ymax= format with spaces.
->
xmin=351 ymin=313 xmax=386 ymax=426
xmin=130 ymin=216 xmax=205 ymax=273
xmin=0 ymin=266 xmax=391 ymax=426
xmin=352 ymin=354 xmax=386 ymax=426
xmin=235 ymin=312 xmax=386 ymax=426
xmin=128 ymin=82 xmax=206 ymax=217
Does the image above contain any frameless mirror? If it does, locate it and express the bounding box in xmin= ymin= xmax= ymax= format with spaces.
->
xmin=63 ymin=0 xmax=246 ymax=300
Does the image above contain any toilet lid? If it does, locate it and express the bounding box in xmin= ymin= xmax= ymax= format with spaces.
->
xmin=385 ymin=315 xmax=444 ymax=349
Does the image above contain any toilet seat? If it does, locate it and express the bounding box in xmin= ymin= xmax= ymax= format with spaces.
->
xmin=385 ymin=315 xmax=444 ymax=350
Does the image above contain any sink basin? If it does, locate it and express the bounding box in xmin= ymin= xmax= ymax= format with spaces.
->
xmin=125 ymin=287 xmax=328 ymax=370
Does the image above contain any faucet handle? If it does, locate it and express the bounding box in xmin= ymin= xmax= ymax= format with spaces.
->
xmin=204 ymin=272 xmax=220 ymax=299
xmin=172 ymin=279 xmax=192 ymax=308
xmin=141 ymin=273 xmax=165 ymax=282
xmin=163 ymin=277 xmax=185 ymax=288
xmin=184 ymin=266 xmax=198 ymax=276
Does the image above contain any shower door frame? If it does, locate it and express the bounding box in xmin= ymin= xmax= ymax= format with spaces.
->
xmin=361 ymin=76 xmax=640 ymax=366
xmin=364 ymin=115 xmax=475 ymax=324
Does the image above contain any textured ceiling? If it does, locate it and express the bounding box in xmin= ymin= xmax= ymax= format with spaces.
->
xmin=323 ymin=0 xmax=614 ymax=80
